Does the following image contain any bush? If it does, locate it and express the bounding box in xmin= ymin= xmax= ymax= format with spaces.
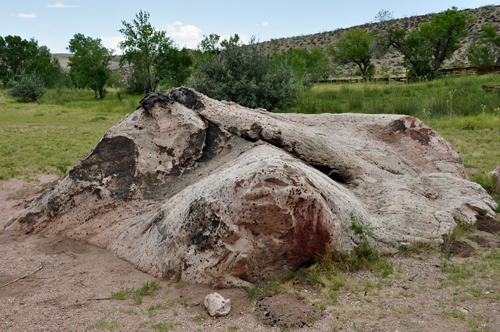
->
xmin=193 ymin=36 xmax=305 ymax=111
xmin=7 ymin=72 xmax=47 ymax=102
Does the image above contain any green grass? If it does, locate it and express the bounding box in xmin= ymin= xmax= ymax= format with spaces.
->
xmin=110 ymin=281 xmax=160 ymax=305
xmin=151 ymin=322 xmax=180 ymax=332
xmin=288 ymin=73 xmax=500 ymax=118
xmin=0 ymin=88 xmax=141 ymax=180
xmin=86 ymin=320 xmax=119 ymax=330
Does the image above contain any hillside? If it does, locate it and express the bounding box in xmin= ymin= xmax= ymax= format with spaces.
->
xmin=53 ymin=5 xmax=500 ymax=77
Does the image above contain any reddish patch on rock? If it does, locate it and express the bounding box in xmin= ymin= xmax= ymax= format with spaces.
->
xmin=283 ymin=198 xmax=330 ymax=266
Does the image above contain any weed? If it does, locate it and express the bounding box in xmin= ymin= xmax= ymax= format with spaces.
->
xmin=119 ymin=308 xmax=138 ymax=315
xmin=246 ymin=287 xmax=261 ymax=304
xmin=131 ymin=293 xmax=142 ymax=306
xmin=151 ymin=322 xmax=180 ymax=332
xmin=193 ymin=312 xmax=207 ymax=322
xmin=227 ymin=326 xmax=239 ymax=332
xmin=148 ymin=303 xmax=169 ymax=317
xmin=173 ymin=309 xmax=177 ymax=317
xmin=136 ymin=281 xmax=160 ymax=298
xmin=399 ymin=241 xmax=438 ymax=258
xmin=390 ymin=305 xmax=412 ymax=315
xmin=111 ymin=288 xmax=133 ymax=300
xmin=86 ymin=320 xmax=119 ymax=330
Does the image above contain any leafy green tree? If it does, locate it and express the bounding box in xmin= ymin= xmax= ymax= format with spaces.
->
xmin=386 ymin=7 xmax=475 ymax=79
xmin=479 ymin=23 xmax=500 ymax=65
xmin=119 ymin=10 xmax=173 ymax=94
xmin=155 ymin=46 xmax=193 ymax=88
xmin=193 ymin=35 xmax=304 ymax=111
xmin=327 ymin=27 xmax=380 ymax=81
xmin=0 ymin=35 xmax=62 ymax=87
xmin=67 ymin=33 xmax=113 ymax=99
xmin=275 ymin=47 xmax=332 ymax=81
xmin=467 ymin=43 xmax=495 ymax=66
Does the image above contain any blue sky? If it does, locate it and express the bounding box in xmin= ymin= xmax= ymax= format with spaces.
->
xmin=1 ymin=0 xmax=497 ymax=54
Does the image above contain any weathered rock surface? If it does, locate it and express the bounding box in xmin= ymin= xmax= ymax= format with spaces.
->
xmin=204 ymin=292 xmax=231 ymax=317
xmin=5 ymin=87 xmax=497 ymax=287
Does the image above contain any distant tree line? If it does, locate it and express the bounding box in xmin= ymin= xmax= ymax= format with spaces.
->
xmin=2 ymin=7 xmax=500 ymax=105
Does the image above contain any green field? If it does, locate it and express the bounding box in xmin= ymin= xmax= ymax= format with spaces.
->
xmin=0 ymin=89 xmax=142 ymax=180
xmin=0 ymin=77 xmax=499 ymax=206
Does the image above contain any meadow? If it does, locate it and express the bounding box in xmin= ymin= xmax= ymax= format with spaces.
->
xmin=0 ymin=89 xmax=142 ymax=180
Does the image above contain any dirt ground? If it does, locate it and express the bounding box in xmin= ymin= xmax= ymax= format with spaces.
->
xmin=1 ymin=175 xmax=500 ymax=332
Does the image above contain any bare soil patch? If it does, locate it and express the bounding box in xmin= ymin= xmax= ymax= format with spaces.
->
xmin=440 ymin=240 xmax=475 ymax=258
xmin=257 ymin=293 xmax=324 ymax=329
xmin=475 ymin=214 xmax=500 ymax=234
xmin=469 ymin=234 xmax=500 ymax=248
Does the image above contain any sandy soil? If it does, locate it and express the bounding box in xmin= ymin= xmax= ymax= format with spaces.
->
xmin=1 ymin=175 xmax=500 ymax=332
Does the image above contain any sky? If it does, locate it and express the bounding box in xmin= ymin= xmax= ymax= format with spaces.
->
xmin=1 ymin=0 xmax=498 ymax=54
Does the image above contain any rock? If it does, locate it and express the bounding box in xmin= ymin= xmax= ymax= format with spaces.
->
xmin=489 ymin=164 xmax=500 ymax=186
xmin=204 ymin=292 xmax=231 ymax=317
xmin=5 ymin=87 xmax=498 ymax=287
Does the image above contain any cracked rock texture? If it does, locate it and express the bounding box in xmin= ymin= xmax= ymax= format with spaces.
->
xmin=5 ymin=87 xmax=498 ymax=287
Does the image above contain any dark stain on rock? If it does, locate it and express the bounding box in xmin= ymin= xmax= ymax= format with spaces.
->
xmin=139 ymin=92 xmax=173 ymax=112
xmin=198 ymin=120 xmax=231 ymax=163
xmin=69 ymin=136 xmax=137 ymax=199
xmin=92 ymin=188 xmax=101 ymax=199
xmin=168 ymin=87 xmax=204 ymax=110
xmin=185 ymin=198 xmax=230 ymax=251
xmin=313 ymin=164 xmax=351 ymax=184
xmin=142 ymin=210 xmax=165 ymax=235
xmin=381 ymin=117 xmax=433 ymax=146
xmin=179 ymin=129 xmax=206 ymax=168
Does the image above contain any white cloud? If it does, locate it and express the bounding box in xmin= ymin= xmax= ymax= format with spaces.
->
xmin=40 ymin=23 xmax=52 ymax=27
xmin=47 ymin=3 xmax=79 ymax=8
xmin=100 ymin=36 xmax=125 ymax=53
xmin=18 ymin=13 xmax=36 ymax=18
xmin=166 ymin=21 xmax=202 ymax=49
xmin=256 ymin=21 xmax=269 ymax=27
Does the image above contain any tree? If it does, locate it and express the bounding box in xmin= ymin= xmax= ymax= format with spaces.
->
xmin=327 ymin=27 xmax=381 ymax=81
xmin=374 ymin=9 xmax=394 ymax=23
xmin=193 ymin=35 xmax=305 ymax=111
xmin=386 ymin=7 xmax=475 ymax=79
xmin=119 ymin=10 xmax=172 ymax=94
xmin=467 ymin=43 xmax=495 ymax=66
xmin=0 ymin=35 xmax=62 ymax=87
xmin=479 ymin=23 xmax=500 ymax=65
xmin=275 ymin=47 xmax=332 ymax=82
xmin=155 ymin=45 xmax=193 ymax=88
xmin=67 ymin=33 xmax=113 ymax=99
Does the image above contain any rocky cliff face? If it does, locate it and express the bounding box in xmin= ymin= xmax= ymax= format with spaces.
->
xmin=5 ymin=88 xmax=497 ymax=287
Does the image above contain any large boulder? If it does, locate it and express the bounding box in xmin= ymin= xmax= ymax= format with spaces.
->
xmin=5 ymin=88 xmax=497 ymax=287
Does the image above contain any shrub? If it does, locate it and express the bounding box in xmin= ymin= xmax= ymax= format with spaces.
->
xmin=193 ymin=35 xmax=305 ymax=111
xmin=7 ymin=72 xmax=47 ymax=102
